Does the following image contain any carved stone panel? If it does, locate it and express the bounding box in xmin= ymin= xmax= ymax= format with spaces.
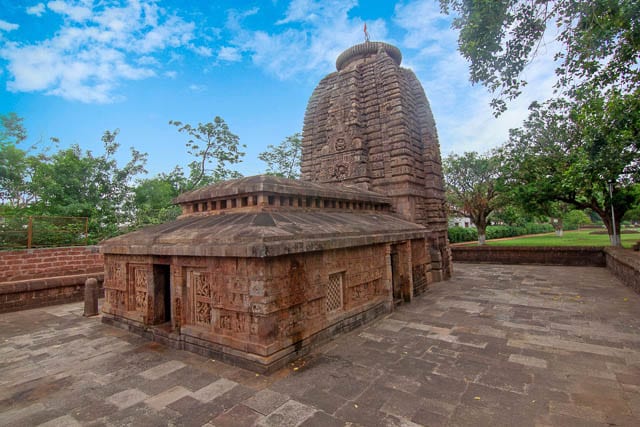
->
xmin=128 ymin=264 xmax=150 ymax=313
xmin=189 ymin=269 xmax=213 ymax=328
xmin=107 ymin=262 xmax=126 ymax=290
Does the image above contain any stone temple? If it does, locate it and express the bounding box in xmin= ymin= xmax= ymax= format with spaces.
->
xmin=100 ymin=41 xmax=452 ymax=373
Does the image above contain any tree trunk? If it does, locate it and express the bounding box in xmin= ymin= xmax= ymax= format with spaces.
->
xmin=551 ymin=217 xmax=563 ymax=237
xmin=599 ymin=209 xmax=622 ymax=247
xmin=478 ymin=233 xmax=486 ymax=245
xmin=476 ymin=220 xmax=487 ymax=246
xmin=610 ymin=233 xmax=622 ymax=247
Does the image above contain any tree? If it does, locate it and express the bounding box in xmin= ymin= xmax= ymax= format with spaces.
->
xmin=0 ymin=112 xmax=27 ymax=144
xmin=31 ymin=130 xmax=147 ymax=240
xmin=504 ymin=94 xmax=639 ymax=246
xmin=439 ymin=0 xmax=640 ymax=115
xmin=258 ymin=133 xmax=302 ymax=179
xmin=132 ymin=171 xmax=185 ymax=227
xmin=443 ymin=151 xmax=503 ymax=245
xmin=169 ymin=117 xmax=245 ymax=189
xmin=490 ymin=204 xmax=532 ymax=227
xmin=0 ymin=113 xmax=36 ymax=208
xmin=564 ymin=209 xmax=592 ymax=229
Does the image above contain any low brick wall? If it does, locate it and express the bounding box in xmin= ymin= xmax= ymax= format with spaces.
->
xmin=605 ymin=247 xmax=640 ymax=294
xmin=0 ymin=246 xmax=104 ymax=313
xmin=451 ymin=246 xmax=606 ymax=266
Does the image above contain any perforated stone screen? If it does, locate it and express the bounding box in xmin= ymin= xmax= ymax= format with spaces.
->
xmin=326 ymin=272 xmax=344 ymax=312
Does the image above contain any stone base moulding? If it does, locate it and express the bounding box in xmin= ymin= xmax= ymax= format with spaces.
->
xmin=102 ymin=301 xmax=389 ymax=374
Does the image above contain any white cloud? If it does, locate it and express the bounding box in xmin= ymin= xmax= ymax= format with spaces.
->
xmin=0 ymin=20 xmax=19 ymax=32
xmin=137 ymin=55 xmax=158 ymax=66
xmin=164 ymin=70 xmax=177 ymax=78
xmin=229 ymin=1 xmax=386 ymax=80
xmin=190 ymin=45 xmax=213 ymax=57
xmin=47 ymin=0 xmax=92 ymax=22
xmin=26 ymin=3 xmax=46 ymax=17
xmin=218 ymin=46 xmax=241 ymax=62
xmin=393 ymin=0 xmax=454 ymax=49
xmin=0 ymin=0 xmax=206 ymax=103
xmin=188 ymin=83 xmax=207 ymax=92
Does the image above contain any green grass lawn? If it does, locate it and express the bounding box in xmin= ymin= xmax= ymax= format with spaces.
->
xmin=481 ymin=229 xmax=639 ymax=248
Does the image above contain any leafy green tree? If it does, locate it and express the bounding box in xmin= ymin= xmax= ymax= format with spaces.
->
xmin=0 ymin=113 xmax=27 ymax=144
xmin=443 ymin=151 xmax=504 ymax=245
xmin=132 ymin=172 xmax=184 ymax=227
xmin=0 ymin=113 xmax=36 ymax=207
xmin=440 ymin=0 xmax=640 ymax=114
xmin=31 ymin=130 xmax=147 ymax=240
xmin=169 ymin=117 xmax=245 ymax=189
xmin=258 ymin=133 xmax=302 ymax=179
xmin=504 ymin=94 xmax=639 ymax=246
xmin=564 ymin=209 xmax=592 ymax=229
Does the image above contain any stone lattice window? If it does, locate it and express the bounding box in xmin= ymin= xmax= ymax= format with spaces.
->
xmin=326 ymin=272 xmax=344 ymax=312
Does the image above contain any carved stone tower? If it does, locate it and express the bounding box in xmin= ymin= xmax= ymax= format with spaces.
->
xmin=301 ymin=41 xmax=451 ymax=279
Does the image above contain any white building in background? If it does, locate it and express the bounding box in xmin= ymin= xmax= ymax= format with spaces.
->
xmin=449 ymin=216 xmax=474 ymax=228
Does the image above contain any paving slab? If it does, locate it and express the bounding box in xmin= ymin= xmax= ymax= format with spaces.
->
xmin=1 ymin=263 xmax=640 ymax=426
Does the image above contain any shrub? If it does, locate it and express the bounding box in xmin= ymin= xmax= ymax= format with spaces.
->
xmin=448 ymin=222 xmax=554 ymax=243
xmin=448 ymin=226 xmax=478 ymax=243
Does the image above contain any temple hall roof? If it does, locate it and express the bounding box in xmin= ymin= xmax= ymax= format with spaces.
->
xmin=100 ymin=210 xmax=427 ymax=258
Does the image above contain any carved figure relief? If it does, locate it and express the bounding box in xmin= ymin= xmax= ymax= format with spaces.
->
xmin=107 ymin=262 xmax=126 ymax=290
xmin=135 ymin=291 xmax=147 ymax=312
xmin=134 ymin=267 xmax=148 ymax=290
xmin=333 ymin=164 xmax=348 ymax=180
xmin=219 ymin=314 xmax=231 ymax=330
xmin=189 ymin=269 xmax=213 ymax=327
xmin=195 ymin=301 xmax=211 ymax=325
xmin=126 ymin=265 xmax=149 ymax=313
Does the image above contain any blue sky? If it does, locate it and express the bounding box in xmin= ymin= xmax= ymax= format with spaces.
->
xmin=0 ymin=0 xmax=557 ymax=179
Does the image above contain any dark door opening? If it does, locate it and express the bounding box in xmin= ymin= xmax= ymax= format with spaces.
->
xmin=390 ymin=251 xmax=402 ymax=305
xmin=152 ymin=264 xmax=171 ymax=324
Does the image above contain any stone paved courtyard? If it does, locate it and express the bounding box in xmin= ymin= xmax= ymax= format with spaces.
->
xmin=1 ymin=263 xmax=640 ymax=426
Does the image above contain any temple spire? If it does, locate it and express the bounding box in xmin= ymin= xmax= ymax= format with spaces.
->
xmin=364 ymin=23 xmax=370 ymax=42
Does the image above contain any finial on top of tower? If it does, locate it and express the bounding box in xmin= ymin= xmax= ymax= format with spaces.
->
xmin=364 ymin=23 xmax=370 ymax=42
xmin=335 ymin=41 xmax=402 ymax=71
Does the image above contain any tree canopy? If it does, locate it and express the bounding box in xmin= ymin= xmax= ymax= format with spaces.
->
xmin=169 ymin=116 xmax=245 ymax=189
xmin=441 ymin=0 xmax=640 ymax=245
xmin=443 ymin=151 xmax=504 ymax=244
xmin=30 ymin=130 xmax=148 ymax=240
xmin=440 ymin=0 xmax=640 ymax=114
xmin=0 ymin=113 xmax=252 ymax=246
xmin=504 ymin=93 xmax=639 ymax=245
xmin=258 ymin=132 xmax=302 ymax=179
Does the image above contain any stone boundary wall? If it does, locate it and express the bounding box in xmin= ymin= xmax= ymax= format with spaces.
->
xmin=452 ymin=246 xmax=640 ymax=295
xmin=0 ymin=246 xmax=104 ymax=313
xmin=604 ymin=247 xmax=640 ymax=294
xmin=451 ymin=246 xmax=606 ymax=266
